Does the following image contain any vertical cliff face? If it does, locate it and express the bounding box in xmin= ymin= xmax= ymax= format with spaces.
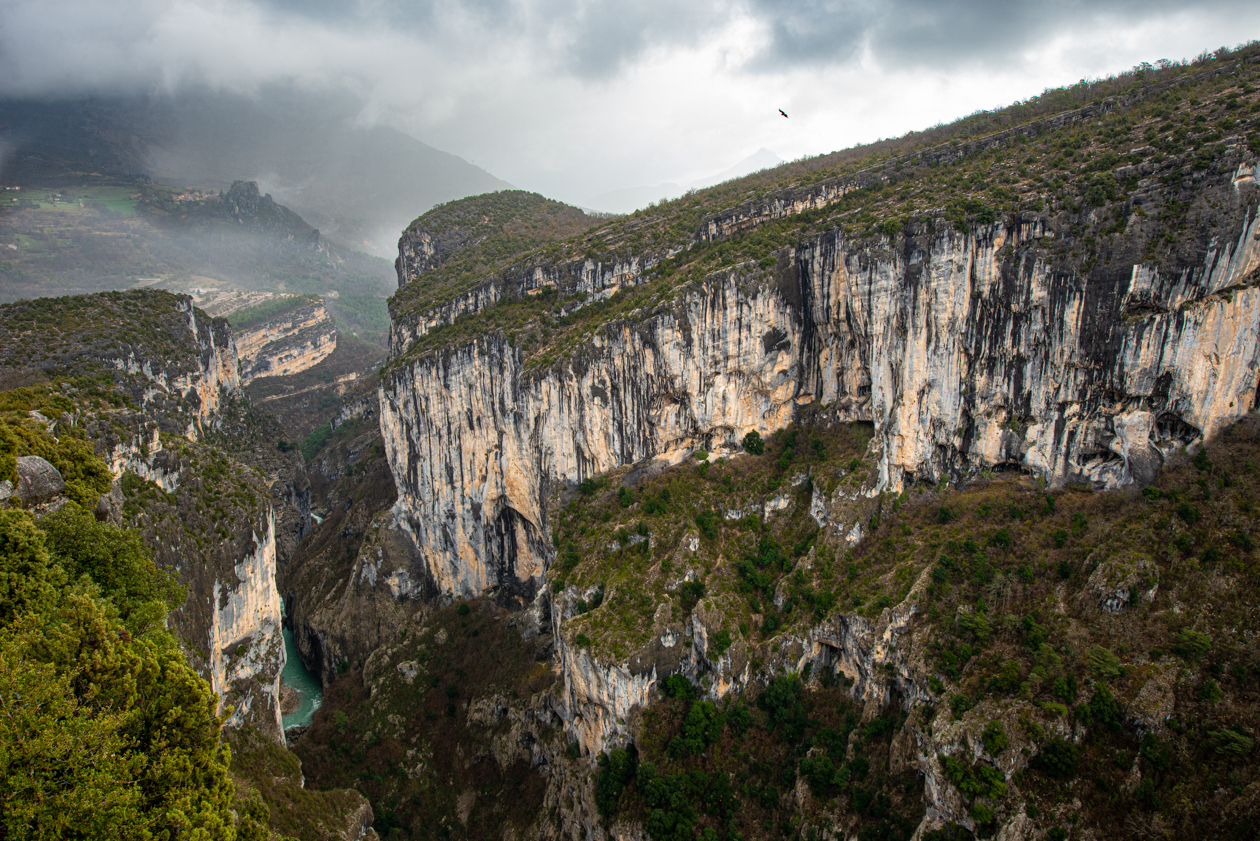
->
xmin=234 ymin=298 xmax=338 ymax=383
xmin=208 ymin=510 xmax=287 ymax=735
xmin=379 ymin=174 xmax=1260 ymax=604
xmin=380 ymin=278 xmax=802 ymax=602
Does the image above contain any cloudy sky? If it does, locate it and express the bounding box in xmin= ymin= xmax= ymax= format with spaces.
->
xmin=3 ymin=0 xmax=1259 ymax=204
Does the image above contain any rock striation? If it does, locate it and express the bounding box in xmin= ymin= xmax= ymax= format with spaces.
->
xmin=380 ymin=164 xmax=1260 ymax=603
xmin=234 ymin=297 xmax=338 ymax=384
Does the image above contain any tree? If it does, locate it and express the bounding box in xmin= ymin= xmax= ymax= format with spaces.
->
xmin=0 ymin=623 xmax=143 ymax=839
xmin=742 ymin=430 xmax=764 ymax=455
xmin=0 ymin=509 xmax=62 ymax=623
xmin=0 ymin=503 xmax=238 ymax=839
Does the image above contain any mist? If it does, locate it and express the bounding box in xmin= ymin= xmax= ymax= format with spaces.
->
xmin=3 ymin=0 xmax=1259 ymax=212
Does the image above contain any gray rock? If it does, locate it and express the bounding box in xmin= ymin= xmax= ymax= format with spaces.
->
xmin=94 ymin=481 xmax=126 ymax=524
xmin=15 ymin=456 xmax=65 ymax=503
xmin=0 ymin=480 xmax=12 ymax=502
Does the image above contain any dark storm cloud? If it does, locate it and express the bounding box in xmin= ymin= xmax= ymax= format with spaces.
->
xmin=242 ymin=0 xmax=724 ymax=79
xmin=2 ymin=0 xmax=1254 ymax=102
xmin=745 ymin=0 xmax=1258 ymax=70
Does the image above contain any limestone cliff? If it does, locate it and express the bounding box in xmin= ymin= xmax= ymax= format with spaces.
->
xmin=380 ymin=163 xmax=1260 ymax=603
xmin=293 ymin=55 xmax=1260 ymax=840
xmin=234 ymin=297 xmax=338 ymax=384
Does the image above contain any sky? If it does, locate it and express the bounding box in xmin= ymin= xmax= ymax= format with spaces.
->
xmin=3 ymin=0 xmax=1259 ymax=206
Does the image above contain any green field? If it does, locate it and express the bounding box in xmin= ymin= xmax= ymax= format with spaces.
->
xmin=13 ymin=186 xmax=142 ymax=216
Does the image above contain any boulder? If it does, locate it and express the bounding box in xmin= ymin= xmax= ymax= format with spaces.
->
xmin=15 ymin=455 xmax=65 ymax=503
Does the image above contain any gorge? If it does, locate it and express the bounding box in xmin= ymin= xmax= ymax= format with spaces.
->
xmin=1 ymin=44 xmax=1260 ymax=841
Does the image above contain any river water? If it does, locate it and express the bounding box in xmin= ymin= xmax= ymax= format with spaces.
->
xmin=281 ymin=625 xmax=323 ymax=730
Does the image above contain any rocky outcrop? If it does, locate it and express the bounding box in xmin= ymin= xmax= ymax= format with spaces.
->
xmin=235 ymin=298 xmax=338 ymax=383
xmin=0 ymin=291 xmax=309 ymax=744
xmin=15 ymin=455 xmax=65 ymax=503
xmin=109 ymin=295 xmax=242 ymax=439
xmin=380 ymin=174 xmax=1260 ymax=603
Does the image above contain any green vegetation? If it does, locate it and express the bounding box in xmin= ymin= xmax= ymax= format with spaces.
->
xmin=595 ymin=674 xmax=923 ymax=841
xmin=302 ymin=422 xmax=333 ymax=462
xmin=291 ymin=600 xmax=557 ymax=840
xmin=391 ymin=190 xmax=601 ymax=317
xmin=227 ymin=293 xmax=322 ymax=330
xmin=0 ymin=420 xmax=243 ymax=838
xmin=0 ymin=181 xmax=395 ymax=344
xmin=550 ymin=419 xmax=875 ymax=661
xmin=554 ymin=404 xmax=1260 ymax=839
xmin=0 ymin=290 xmax=212 ymax=375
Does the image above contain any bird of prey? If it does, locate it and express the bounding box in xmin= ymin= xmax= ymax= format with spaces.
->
xmin=779 ymin=109 xmax=789 ymax=118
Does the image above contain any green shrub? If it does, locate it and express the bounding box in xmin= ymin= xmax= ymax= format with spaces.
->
xmin=1175 ymin=502 xmax=1201 ymax=524
xmin=1088 ymin=684 xmax=1123 ymax=732
xmin=708 ymin=629 xmax=732 ymax=658
xmin=679 ymin=580 xmax=706 ymax=611
xmin=1140 ymin=735 xmax=1171 ymax=770
xmin=659 ymin=674 xmax=696 ymax=701
xmin=301 ymin=423 xmax=332 ymax=462
xmin=1173 ymin=629 xmax=1211 ymax=661
xmin=1207 ymin=727 xmax=1254 ymax=756
xmin=694 ymin=510 xmax=720 ymax=540
xmin=742 ymin=431 xmax=764 ymax=455
xmin=757 ymin=675 xmax=807 ymax=742
xmin=595 ymin=748 xmax=637 ymax=817
xmin=670 ymin=701 xmax=725 ymax=756
xmin=1198 ymin=678 xmax=1223 ymax=704
xmin=1036 ymin=738 xmax=1081 ymax=779
xmin=981 ymin=721 xmax=1008 ymax=755
xmin=1087 ymin=645 xmax=1122 ymax=680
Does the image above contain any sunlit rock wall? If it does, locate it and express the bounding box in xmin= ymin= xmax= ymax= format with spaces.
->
xmin=235 ymin=298 xmax=338 ymax=383
xmin=381 ymin=190 xmax=1260 ymax=603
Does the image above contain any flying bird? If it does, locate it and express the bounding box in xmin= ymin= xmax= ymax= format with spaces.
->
xmin=779 ymin=109 xmax=789 ymax=118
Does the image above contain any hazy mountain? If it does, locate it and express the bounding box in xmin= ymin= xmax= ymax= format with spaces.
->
xmin=0 ymin=89 xmax=513 ymax=256
xmin=582 ymin=147 xmax=783 ymax=214
xmin=687 ymin=146 xmax=783 ymax=189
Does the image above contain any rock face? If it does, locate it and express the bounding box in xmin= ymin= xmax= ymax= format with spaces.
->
xmin=207 ymin=510 xmax=286 ymax=735
xmin=14 ymin=455 xmax=65 ymax=503
xmin=380 ymin=170 xmax=1260 ymax=602
xmin=235 ymin=297 xmax=338 ymax=383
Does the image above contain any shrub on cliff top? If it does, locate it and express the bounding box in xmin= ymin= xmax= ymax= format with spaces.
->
xmin=0 ymin=505 xmax=236 ymax=838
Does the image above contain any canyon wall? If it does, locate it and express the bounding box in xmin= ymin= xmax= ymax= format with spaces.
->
xmin=235 ymin=297 xmax=338 ymax=383
xmin=379 ymin=164 xmax=1260 ymax=603
xmin=74 ymin=293 xmax=294 ymax=742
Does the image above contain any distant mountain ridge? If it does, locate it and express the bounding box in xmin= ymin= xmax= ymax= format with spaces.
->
xmin=0 ymin=90 xmax=513 ymax=256
xmin=583 ymin=147 xmax=784 ymax=214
